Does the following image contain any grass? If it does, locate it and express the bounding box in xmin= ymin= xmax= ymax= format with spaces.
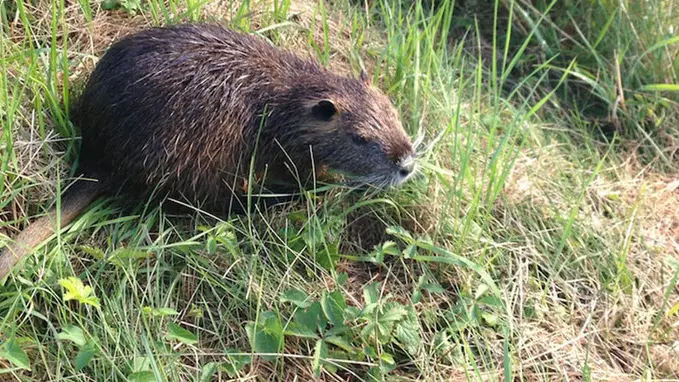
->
xmin=1 ymin=0 xmax=678 ymax=380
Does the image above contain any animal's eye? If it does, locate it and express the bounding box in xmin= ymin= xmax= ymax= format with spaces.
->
xmin=351 ymin=133 xmax=369 ymax=145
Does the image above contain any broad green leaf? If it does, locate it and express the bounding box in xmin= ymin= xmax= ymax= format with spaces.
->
xmin=58 ymin=277 xmax=101 ymax=308
xmin=75 ymin=341 xmax=95 ymax=371
xmin=321 ymin=290 xmax=346 ymax=326
xmin=363 ymin=282 xmax=380 ymax=305
xmin=412 ymin=290 xmax=423 ymax=304
xmin=367 ymin=366 xmax=383 ymax=381
xmin=344 ymin=306 xmax=362 ymax=320
xmin=245 ymin=311 xmax=283 ymax=361
xmin=284 ymin=322 xmax=319 ymax=339
xmin=378 ymin=241 xmax=400 ymax=256
xmin=394 ymin=308 xmax=421 ymax=355
xmin=324 ymin=335 xmax=354 ymax=353
xmin=81 ymin=296 xmax=100 ymax=307
xmin=324 ymin=324 xmax=349 ymax=337
xmin=280 ymin=288 xmax=312 ymax=308
xmin=402 ymin=244 xmax=417 ymax=258
xmin=324 ymin=351 xmax=343 ymax=374
xmin=200 ymin=362 xmax=218 ymax=382
xmin=360 ymin=321 xmax=377 ymax=342
xmin=367 ymin=303 xmax=407 ymax=344
xmin=294 ymin=302 xmax=326 ymax=333
xmin=478 ymin=295 xmax=504 ymax=308
xmin=373 ymin=250 xmax=384 ymax=265
xmin=206 ymin=236 xmax=217 ymax=254
xmin=336 ymin=272 xmax=348 ymax=286
xmin=375 ymin=320 xmax=395 ymax=343
xmin=220 ymin=349 xmax=252 ymax=377
xmin=132 ymin=356 xmax=152 ymax=371
xmin=482 ymin=312 xmax=500 ymax=327
xmin=330 ymin=289 xmax=347 ymax=308
xmin=363 ymin=346 xmax=377 ymax=358
xmin=379 ymin=352 xmax=397 ymax=373
xmin=303 ymin=225 xmax=324 ymax=247
xmin=380 ymin=352 xmax=395 ymax=365
xmin=315 ymin=241 xmax=340 ymax=271
xmin=56 ymin=325 xmax=86 ymax=347
xmin=379 ymin=303 xmax=407 ymax=323
xmin=128 ymin=371 xmax=156 ymax=382
xmin=0 ymin=337 xmax=30 ymax=370
xmin=165 ymin=322 xmax=198 ymax=345
xmin=312 ymin=339 xmax=328 ymax=377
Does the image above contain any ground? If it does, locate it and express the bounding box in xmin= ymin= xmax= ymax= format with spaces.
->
xmin=1 ymin=0 xmax=678 ymax=381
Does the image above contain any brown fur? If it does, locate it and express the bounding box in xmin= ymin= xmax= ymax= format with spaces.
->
xmin=0 ymin=23 xmax=416 ymax=280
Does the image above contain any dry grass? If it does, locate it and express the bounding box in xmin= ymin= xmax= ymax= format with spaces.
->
xmin=502 ymin=142 xmax=679 ymax=379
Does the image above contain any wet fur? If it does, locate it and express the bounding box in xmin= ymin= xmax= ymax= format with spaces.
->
xmin=73 ymin=23 xmax=414 ymax=213
xmin=0 ymin=23 xmax=415 ymax=280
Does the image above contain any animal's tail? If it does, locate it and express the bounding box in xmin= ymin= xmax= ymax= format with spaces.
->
xmin=0 ymin=179 xmax=103 ymax=280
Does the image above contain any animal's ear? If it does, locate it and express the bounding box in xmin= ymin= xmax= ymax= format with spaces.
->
xmin=359 ymin=69 xmax=371 ymax=85
xmin=310 ymin=99 xmax=337 ymax=121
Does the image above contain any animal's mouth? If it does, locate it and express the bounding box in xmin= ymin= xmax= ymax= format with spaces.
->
xmin=395 ymin=154 xmax=416 ymax=182
xmin=339 ymin=154 xmax=418 ymax=191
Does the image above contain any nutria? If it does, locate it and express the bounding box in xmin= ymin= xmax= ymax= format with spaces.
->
xmin=0 ymin=23 xmax=417 ymax=280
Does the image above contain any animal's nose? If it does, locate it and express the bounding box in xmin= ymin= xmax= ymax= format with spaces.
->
xmin=398 ymin=156 xmax=416 ymax=177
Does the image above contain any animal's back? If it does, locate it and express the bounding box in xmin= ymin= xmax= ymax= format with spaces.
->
xmin=73 ymin=24 xmax=322 ymax=209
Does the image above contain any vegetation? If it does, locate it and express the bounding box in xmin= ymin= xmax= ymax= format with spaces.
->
xmin=1 ymin=0 xmax=678 ymax=380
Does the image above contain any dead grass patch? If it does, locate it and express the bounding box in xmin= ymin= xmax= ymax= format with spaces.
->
xmin=501 ymin=141 xmax=679 ymax=379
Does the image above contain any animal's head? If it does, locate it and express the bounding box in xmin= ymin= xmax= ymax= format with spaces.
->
xmin=276 ymin=70 xmax=417 ymax=189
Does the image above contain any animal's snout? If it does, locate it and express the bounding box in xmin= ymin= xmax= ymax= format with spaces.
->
xmin=397 ymin=154 xmax=416 ymax=178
